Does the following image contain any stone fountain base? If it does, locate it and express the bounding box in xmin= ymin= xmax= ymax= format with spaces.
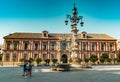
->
xmin=70 ymin=64 xmax=82 ymax=68
xmin=70 ymin=63 xmax=92 ymax=69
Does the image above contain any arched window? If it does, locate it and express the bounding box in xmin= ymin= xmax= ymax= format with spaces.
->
xmin=83 ymin=34 xmax=86 ymax=38
xmin=44 ymin=33 xmax=47 ymax=37
xmin=62 ymin=42 xmax=66 ymax=50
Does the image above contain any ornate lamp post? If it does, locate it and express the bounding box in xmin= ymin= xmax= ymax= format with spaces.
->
xmin=65 ymin=3 xmax=84 ymax=64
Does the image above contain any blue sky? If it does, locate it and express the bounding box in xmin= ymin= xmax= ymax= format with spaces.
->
xmin=0 ymin=0 xmax=120 ymax=44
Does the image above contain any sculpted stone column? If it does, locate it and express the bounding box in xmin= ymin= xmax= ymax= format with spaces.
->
xmin=70 ymin=23 xmax=80 ymax=64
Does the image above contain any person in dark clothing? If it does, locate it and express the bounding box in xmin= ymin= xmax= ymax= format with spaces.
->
xmin=28 ymin=60 xmax=32 ymax=77
xmin=24 ymin=60 xmax=32 ymax=78
xmin=22 ymin=60 xmax=27 ymax=76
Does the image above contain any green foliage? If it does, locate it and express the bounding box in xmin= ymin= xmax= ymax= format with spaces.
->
xmin=101 ymin=53 xmax=108 ymax=59
xmin=100 ymin=57 xmax=105 ymax=64
xmin=36 ymin=57 xmax=42 ymax=65
xmin=106 ymin=58 xmax=112 ymax=63
xmin=85 ymin=58 xmax=89 ymax=63
xmin=100 ymin=53 xmax=109 ymax=64
xmin=44 ymin=59 xmax=50 ymax=65
xmin=52 ymin=59 xmax=58 ymax=64
xmin=113 ymin=58 xmax=119 ymax=62
xmin=90 ymin=55 xmax=98 ymax=63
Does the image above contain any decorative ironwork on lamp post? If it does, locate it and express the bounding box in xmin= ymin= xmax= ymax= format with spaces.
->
xmin=65 ymin=3 xmax=84 ymax=64
xmin=65 ymin=3 xmax=84 ymax=26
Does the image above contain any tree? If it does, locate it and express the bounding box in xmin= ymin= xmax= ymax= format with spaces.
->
xmin=101 ymin=53 xmax=108 ymax=59
xmin=90 ymin=55 xmax=98 ymax=64
xmin=36 ymin=57 xmax=42 ymax=66
xmin=44 ymin=59 xmax=50 ymax=65
xmin=85 ymin=58 xmax=89 ymax=63
xmin=52 ymin=59 xmax=58 ymax=64
xmin=100 ymin=53 xmax=108 ymax=64
xmin=100 ymin=57 xmax=105 ymax=64
xmin=113 ymin=58 xmax=119 ymax=64
xmin=106 ymin=58 xmax=112 ymax=64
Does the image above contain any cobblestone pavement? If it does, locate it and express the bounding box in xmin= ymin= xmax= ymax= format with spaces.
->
xmin=0 ymin=65 xmax=120 ymax=82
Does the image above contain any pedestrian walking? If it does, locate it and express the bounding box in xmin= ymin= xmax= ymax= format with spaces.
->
xmin=22 ymin=60 xmax=27 ymax=76
xmin=29 ymin=60 xmax=32 ymax=77
xmin=24 ymin=60 xmax=32 ymax=78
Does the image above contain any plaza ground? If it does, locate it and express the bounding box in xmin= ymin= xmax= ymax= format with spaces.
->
xmin=0 ymin=65 xmax=120 ymax=82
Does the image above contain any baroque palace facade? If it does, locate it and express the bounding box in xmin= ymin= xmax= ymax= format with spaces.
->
xmin=2 ymin=30 xmax=117 ymax=65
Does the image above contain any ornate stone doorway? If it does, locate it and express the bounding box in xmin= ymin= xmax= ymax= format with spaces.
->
xmin=61 ymin=54 xmax=68 ymax=63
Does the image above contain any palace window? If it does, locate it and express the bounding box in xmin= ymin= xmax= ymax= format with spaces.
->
xmin=51 ymin=43 xmax=55 ymax=50
xmin=43 ymin=43 xmax=47 ymax=50
xmin=83 ymin=34 xmax=86 ymax=38
xmin=62 ymin=42 xmax=66 ymax=50
xmin=42 ymin=30 xmax=48 ymax=37
xmin=6 ymin=54 xmax=10 ymax=61
xmin=92 ymin=43 xmax=96 ymax=51
xmin=101 ymin=43 xmax=105 ymax=51
xmin=44 ymin=33 xmax=47 ymax=37
xmin=110 ymin=44 xmax=113 ymax=51
xmin=7 ymin=43 xmax=10 ymax=50
xmin=24 ymin=43 xmax=28 ymax=50
xmin=14 ymin=43 xmax=18 ymax=50
xmin=83 ymin=43 xmax=86 ymax=51
xmin=34 ymin=43 xmax=38 ymax=50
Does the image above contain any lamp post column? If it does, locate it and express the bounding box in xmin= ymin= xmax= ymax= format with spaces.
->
xmin=70 ymin=23 xmax=79 ymax=64
xmin=65 ymin=3 xmax=84 ymax=64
